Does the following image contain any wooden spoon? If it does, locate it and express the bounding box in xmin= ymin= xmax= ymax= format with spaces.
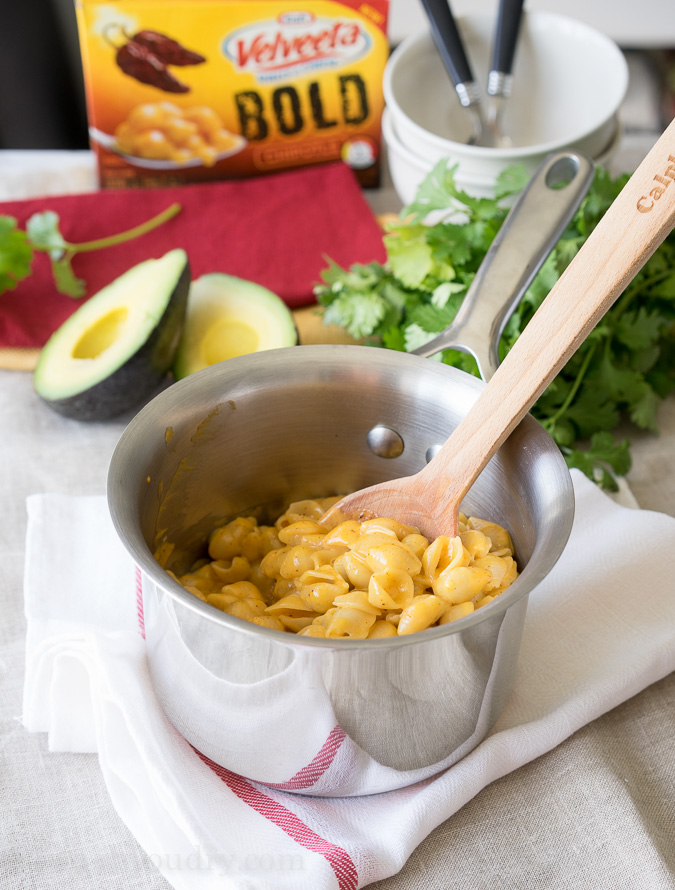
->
xmin=328 ymin=119 xmax=675 ymax=539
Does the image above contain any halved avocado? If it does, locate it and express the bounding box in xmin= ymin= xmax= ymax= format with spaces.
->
xmin=173 ymin=273 xmax=298 ymax=379
xmin=34 ymin=249 xmax=190 ymax=421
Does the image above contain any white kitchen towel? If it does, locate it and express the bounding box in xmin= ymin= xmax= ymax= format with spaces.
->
xmin=22 ymin=470 xmax=675 ymax=890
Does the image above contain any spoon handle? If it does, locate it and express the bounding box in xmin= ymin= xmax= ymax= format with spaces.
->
xmin=421 ymin=120 xmax=675 ymax=523
xmin=488 ymin=0 xmax=524 ymax=93
xmin=419 ymin=0 xmax=480 ymax=108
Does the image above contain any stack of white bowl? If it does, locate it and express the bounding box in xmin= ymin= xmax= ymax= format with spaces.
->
xmin=383 ymin=11 xmax=629 ymax=204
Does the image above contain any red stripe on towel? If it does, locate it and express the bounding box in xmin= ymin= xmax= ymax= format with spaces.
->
xmin=195 ymin=748 xmax=358 ymax=890
xmin=265 ymin=725 xmax=346 ymax=790
xmin=134 ymin=566 xmax=145 ymax=639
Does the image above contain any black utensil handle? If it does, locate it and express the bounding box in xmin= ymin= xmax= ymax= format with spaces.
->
xmin=419 ymin=0 xmax=475 ymax=87
xmin=490 ymin=0 xmax=524 ymax=75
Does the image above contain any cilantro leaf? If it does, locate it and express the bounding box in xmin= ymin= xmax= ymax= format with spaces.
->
xmin=384 ymin=226 xmax=434 ymax=288
xmin=564 ymin=432 xmax=631 ymax=491
xmin=598 ymin=354 xmax=644 ymax=400
xmin=650 ymin=272 xmax=675 ymax=301
xmin=317 ymin=259 xmax=383 ymax=297
xmin=0 ymin=216 xmax=33 ymax=292
xmin=614 ymin=307 xmax=664 ymax=351
xmin=628 ymin=383 xmax=660 ymax=431
xmin=431 ymin=280 xmax=466 ymax=309
xmin=629 ymin=344 xmax=660 ymax=375
xmin=401 ymin=160 xmax=464 ymax=221
xmin=407 ymin=301 xmax=458 ymax=333
xmin=427 ymin=225 xmax=474 ymax=268
xmin=381 ymin=326 xmax=406 ymax=351
xmin=440 ymin=348 xmax=480 ymax=376
xmin=556 ymin=385 xmax=620 ymax=437
xmin=25 ymin=211 xmax=68 ymax=258
xmin=404 ymin=323 xmax=438 ymax=352
xmin=322 ymin=290 xmax=390 ymax=339
xmin=494 ymin=164 xmax=530 ymax=200
xmin=552 ymin=235 xmax=583 ymax=273
xmin=50 ymin=255 xmax=86 ymax=298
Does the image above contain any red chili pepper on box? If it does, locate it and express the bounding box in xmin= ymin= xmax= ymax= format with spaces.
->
xmin=116 ymin=41 xmax=190 ymax=93
xmin=131 ymin=30 xmax=206 ymax=66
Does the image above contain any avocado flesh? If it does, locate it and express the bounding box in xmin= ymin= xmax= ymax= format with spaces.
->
xmin=173 ymin=273 xmax=298 ymax=380
xmin=34 ymin=249 xmax=190 ymax=421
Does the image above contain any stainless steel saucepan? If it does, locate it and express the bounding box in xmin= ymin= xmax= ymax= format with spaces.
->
xmin=108 ymin=152 xmax=593 ymax=796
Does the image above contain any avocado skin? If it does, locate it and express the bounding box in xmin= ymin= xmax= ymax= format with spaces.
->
xmin=40 ymin=259 xmax=191 ymax=422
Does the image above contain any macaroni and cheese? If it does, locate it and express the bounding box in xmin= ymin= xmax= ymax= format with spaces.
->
xmin=114 ymin=102 xmax=242 ymax=166
xmin=171 ymin=498 xmax=519 ymax=639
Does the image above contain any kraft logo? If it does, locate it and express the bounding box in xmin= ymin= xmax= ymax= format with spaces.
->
xmin=222 ymin=17 xmax=372 ymax=81
xmin=278 ymin=11 xmax=314 ymax=24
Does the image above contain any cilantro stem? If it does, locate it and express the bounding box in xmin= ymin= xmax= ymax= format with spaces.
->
xmin=542 ymin=340 xmax=598 ymax=431
xmin=63 ymin=203 xmax=181 ymax=254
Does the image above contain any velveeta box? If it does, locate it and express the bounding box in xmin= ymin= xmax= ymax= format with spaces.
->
xmin=75 ymin=0 xmax=389 ymax=188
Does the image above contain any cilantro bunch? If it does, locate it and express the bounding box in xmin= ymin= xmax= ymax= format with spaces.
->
xmin=315 ymin=162 xmax=675 ymax=489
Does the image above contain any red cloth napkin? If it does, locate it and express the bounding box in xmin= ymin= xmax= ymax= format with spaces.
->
xmin=0 ymin=162 xmax=386 ymax=348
